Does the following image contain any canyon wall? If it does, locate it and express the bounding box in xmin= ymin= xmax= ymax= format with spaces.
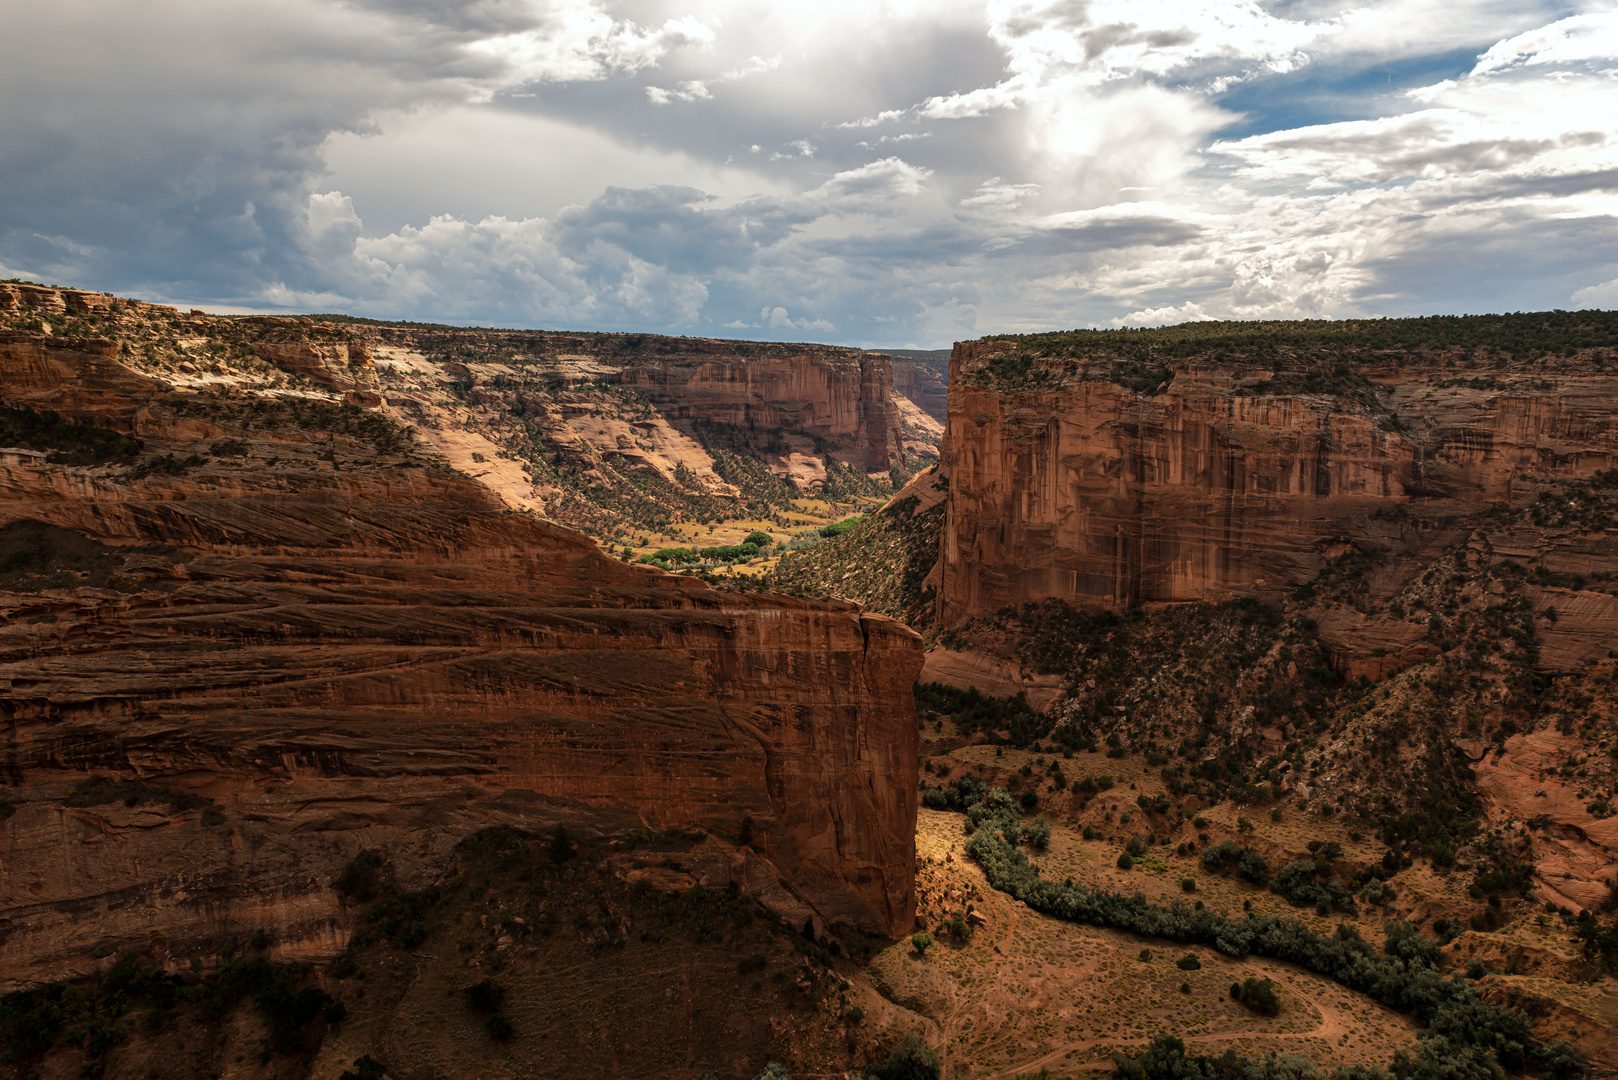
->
xmin=0 ymin=324 xmax=923 ymax=989
xmin=890 ymin=359 xmax=949 ymax=422
xmin=610 ymin=346 xmax=907 ymax=474
xmin=937 ymin=341 xmax=1618 ymax=637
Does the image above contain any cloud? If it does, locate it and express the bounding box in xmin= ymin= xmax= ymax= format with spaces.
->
xmin=961 ymin=178 xmax=1042 ymax=209
xmin=4 ymin=2 xmax=1617 ymax=348
xmin=1113 ymin=301 xmax=1214 ymax=327
xmin=465 ymin=6 xmax=714 ymax=92
xmin=1472 ymin=12 xmax=1618 ymax=75
xmin=1573 ymin=277 xmax=1618 ymax=309
xmin=916 ymin=0 xmax=1335 ymax=119
xmin=647 ymin=51 xmax=779 ymax=105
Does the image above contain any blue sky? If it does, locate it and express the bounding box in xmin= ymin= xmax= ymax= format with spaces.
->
xmin=3 ymin=0 xmax=1617 ymax=347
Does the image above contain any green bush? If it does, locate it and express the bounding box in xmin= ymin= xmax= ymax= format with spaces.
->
xmin=1230 ymin=976 xmax=1280 ymax=1016
xmin=819 ymin=515 xmax=865 ymax=538
xmin=1116 ymin=852 xmax=1134 ymax=870
xmin=1176 ymin=954 xmax=1201 ymax=971
xmin=949 ymin=784 xmax=1559 ymax=1080
xmin=864 ymin=1035 xmax=940 ymax=1080
xmin=910 ymin=932 xmax=933 ymax=957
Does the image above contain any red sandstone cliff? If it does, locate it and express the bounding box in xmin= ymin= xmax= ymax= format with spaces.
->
xmin=0 ymin=323 xmax=922 ymax=989
xmin=936 ymin=341 xmax=1618 ymax=639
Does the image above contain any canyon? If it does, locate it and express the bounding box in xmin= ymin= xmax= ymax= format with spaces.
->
xmin=0 ymin=289 xmax=924 ymax=993
xmin=7 ymin=287 xmax=1618 ymax=1078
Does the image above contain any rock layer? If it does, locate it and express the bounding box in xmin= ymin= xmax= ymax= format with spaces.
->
xmin=0 ymin=323 xmax=922 ymax=989
xmin=937 ymin=344 xmax=1618 ymax=636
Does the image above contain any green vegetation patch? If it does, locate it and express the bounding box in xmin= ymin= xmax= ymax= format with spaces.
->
xmin=0 ymin=943 xmax=343 ymax=1074
xmin=942 ymin=788 xmax=1586 ymax=1080
xmin=767 ymin=492 xmax=943 ymax=623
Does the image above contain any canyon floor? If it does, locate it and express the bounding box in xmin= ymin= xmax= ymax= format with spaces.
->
xmin=26 ymin=794 xmax=1616 ymax=1080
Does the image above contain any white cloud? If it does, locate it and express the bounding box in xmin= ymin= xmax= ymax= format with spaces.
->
xmin=1573 ymin=278 xmax=1618 ymax=309
xmin=464 ymin=5 xmax=714 ymax=93
xmin=917 ymin=0 xmax=1336 ymax=119
xmin=646 ymin=51 xmax=780 ymax=105
xmin=1472 ymin=12 xmax=1618 ymax=74
xmin=1113 ymin=301 xmax=1214 ymax=327
xmin=960 ymin=178 xmax=1042 ymax=209
xmin=760 ymin=306 xmax=834 ymax=331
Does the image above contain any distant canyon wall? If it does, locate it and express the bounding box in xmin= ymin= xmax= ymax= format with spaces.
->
xmin=935 ymin=342 xmax=1618 ymax=634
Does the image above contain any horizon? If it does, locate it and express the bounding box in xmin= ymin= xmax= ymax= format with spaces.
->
xmin=10 ymin=275 xmax=1615 ymax=352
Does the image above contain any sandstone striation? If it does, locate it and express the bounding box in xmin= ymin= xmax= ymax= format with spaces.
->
xmin=936 ymin=342 xmax=1618 ymax=652
xmin=0 ymin=304 xmax=923 ymax=990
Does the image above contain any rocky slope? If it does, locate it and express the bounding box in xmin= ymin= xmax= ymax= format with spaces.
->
xmin=0 ymin=283 xmax=941 ymax=551
xmin=0 ymin=289 xmax=924 ymax=991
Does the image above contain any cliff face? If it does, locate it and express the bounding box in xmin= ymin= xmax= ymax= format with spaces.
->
xmin=0 ymin=308 xmax=922 ymax=989
xmin=610 ymin=346 xmax=906 ymax=474
xmin=937 ymin=342 xmax=1618 ymax=639
xmin=890 ymin=359 xmax=948 ymax=422
xmin=0 ymin=290 xmax=939 ymax=550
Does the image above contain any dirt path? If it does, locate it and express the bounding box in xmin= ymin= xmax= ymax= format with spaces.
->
xmin=902 ymin=812 xmax=1416 ymax=1080
xmin=983 ymin=963 xmax=1366 ymax=1078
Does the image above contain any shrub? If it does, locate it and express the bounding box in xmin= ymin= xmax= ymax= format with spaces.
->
xmin=1024 ymin=814 xmax=1052 ymax=850
xmin=864 ymin=1035 xmax=940 ymax=1080
xmin=910 ymin=932 xmax=933 ymax=957
xmin=63 ymin=774 xmax=210 ymax=814
xmin=1230 ymin=976 xmax=1280 ymax=1016
xmin=549 ymin=824 xmax=573 ymax=864
xmin=1200 ymin=840 xmax=1243 ymax=874
xmin=462 ymin=979 xmax=506 ymax=1014
xmin=742 ymin=531 xmax=773 ymax=548
xmin=1181 ymin=877 xmax=1197 ymax=892
xmin=0 ymin=405 xmax=142 ymax=466
xmin=1236 ymin=849 xmax=1269 ymax=887
xmin=1117 ymin=852 xmax=1134 ymax=870
xmin=1176 ymin=954 xmax=1201 ymax=971
xmin=339 ymin=1056 xmax=387 ymax=1080
xmin=819 ymin=515 xmax=865 ymax=538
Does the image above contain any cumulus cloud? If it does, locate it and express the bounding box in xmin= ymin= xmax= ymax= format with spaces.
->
xmin=465 ymin=4 xmax=713 ymax=92
xmin=1573 ymin=278 xmax=1618 ymax=309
